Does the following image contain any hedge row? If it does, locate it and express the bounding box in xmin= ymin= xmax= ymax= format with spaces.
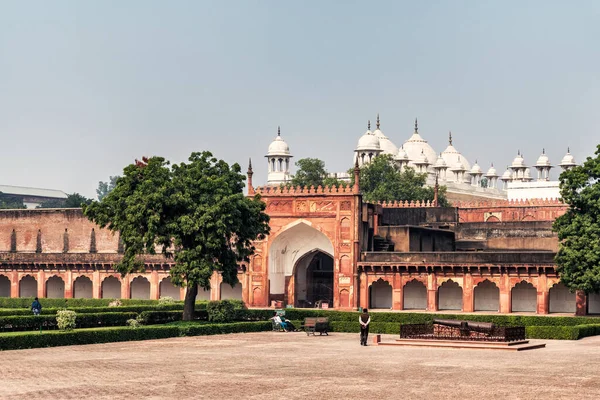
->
xmin=0 ymin=304 xmax=187 ymax=317
xmin=0 ymin=298 xmax=189 ymax=309
xmin=252 ymin=309 xmax=600 ymax=327
xmin=0 ymin=321 xmax=272 ymax=351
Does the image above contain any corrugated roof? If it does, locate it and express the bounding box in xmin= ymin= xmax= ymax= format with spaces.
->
xmin=0 ymin=185 xmax=68 ymax=199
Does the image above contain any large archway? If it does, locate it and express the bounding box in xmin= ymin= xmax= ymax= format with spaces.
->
xmin=294 ymin=250 xmax=334 ymax=308
xmin=0 ymin=275 xmax=10 ymax=297
xmin=46 ymin=276 xmax=65 ymax=298
xmin=73 ymin=276 xmax=93 ymax=299
xmin=130 ymin=276 xmax=150 ymax=299
xmin=403 ymin=280 xmax=427 ymax=310
xmin=159 ymin=277 xmax=181 ymax=300
xmin=19 ymin=275 xmax=37 ymax=297
xmin=268 ymin=221 xmax=334 ymax=306
xmin=438 ymin=280 xmax=463 ymax=310
xmin=369 ymin=279 xmax=392 ymax=309
xmin=101 ymin=276 xmax=121 ymax=299
xmin=511 ymin=281 xmax=537 ymax=312
xmin=474 ymin=280 xmax=500 ymax=312
xmin=549 ymin=283 xmax=575 ymax=313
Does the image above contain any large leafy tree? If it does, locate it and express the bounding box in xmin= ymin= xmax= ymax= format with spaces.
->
xmin=84 ymin=152 xmax=270 ymax=320
xmin=38 ymin=193 xmax=92 ymax=208
xmin=0 ymin=195 xmax=26 ymax=209
xmin=350 ymin=154 xmax=449 ymax=205
xmin=553 ymin=144 xmax=600 ymax=294
xmin=96 ymin=176 xmax=120 ymax=201
xmin=290 ymin=158 xmax=345 ymax=188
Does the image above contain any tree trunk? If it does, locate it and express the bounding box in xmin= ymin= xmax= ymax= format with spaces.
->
xmin=183 ymin=284 xmax=198 ymax=321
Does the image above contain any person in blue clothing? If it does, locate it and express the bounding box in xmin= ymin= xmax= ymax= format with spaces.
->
xmin=31 ymin=297 xmax=42 ymax=315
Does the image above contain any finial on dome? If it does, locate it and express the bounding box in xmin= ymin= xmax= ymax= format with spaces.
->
xmin=414 ymin=118 xmax=418 ymax=133
xmin=567 ymin=147 xmax=570 ymax=153
xmin=248 ymin=158 xmax=253 ymax=171
xmin=491 ymin=162 xmax=494 ymax=167
xmin=368 ymin=120 xmax=371 ymax=130
xmin=542 ymin=148 xmax=545 ymax=154
xmin=475 ymin=159 xmax=478 ymax=164
xmin=376 ymin=113 xmax=380 ymax=129
xmin=449 ymin=131 xmax=453 ymax=145
xmin=518 ymin=149 xmax=520 ymax=156
xmin=277 ymin=126 xmax=281 ymax=136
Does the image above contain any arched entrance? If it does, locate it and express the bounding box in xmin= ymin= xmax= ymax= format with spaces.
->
xmin=19 ymin=275 xmax=37 ymax=297
xmin=73 ymin=276 xmax=93 ymax=298
xmin=46 ymin=276 xmax=65 ymax=298
xmin=511 ymin=281 xmax=537 ymax=312
xmin=369 ymin=278 xmax=392 ymax=309
xmin=474 ymin=280 xmax=499 ymax=312
xmin=101 ymin=276 xmax=121 ymax=299
xmin=268 ymin=221 xmax=335 ymax=307
xmin=130 ymin=276 xmax=150 ymax=299
xmin=438 ymin=280 xmax=462 ymax=311
xmin=403 ymin=280 xmax=427 ymax=310
xmin=159 ymin=277 xmax=181 ymax=300
xmin=0 ymin=275 xmax=10 ymax=297
xmin=549 ymin=283 xmax=575 ymax=313
xmin=294 ymin=250 xmax=334 ymax=308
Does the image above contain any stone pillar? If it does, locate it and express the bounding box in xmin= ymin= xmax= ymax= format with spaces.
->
xmin=499 ymin=273 xmax=511 ymax=313
xmin=359 ymin=272 xmax=368 ymax=310
xmin=242 ymin=272 xmax=249 ymax=305
xmin=537 ymin=275 xmax=549 ymax=314
xmin=179 ymin=287 xmax=186 ymax=302
xmin=64 ymin=270 xmax=73 ymax=299
xmin=214 ymin=273 xmax=222 ymax=301
xmin=11 ymin=270 xmax=18 ymax=298
xmin=392 ymin=273 xmax=402 ymax=310
xmin=575 ymin=290 xmax=587 ymax=316
xmin=463 ymin=273 xmax=474 ymax=312
xmin=150 ymin=270 xmax=159 ymax=300
xmin=37 ymin=269 xmax=46 ymax=298
xmin=121 ymin=276 xmax=130 ymax=299
xmin=352 ymin=273 xmax=359 ymax=310
xmin=398 ymin=275 xmax=404 ymax=310
xmin=427 ymin=273 xmax=438 ymax=312
xmin=92 ymin=270 xmax=101 ymax=299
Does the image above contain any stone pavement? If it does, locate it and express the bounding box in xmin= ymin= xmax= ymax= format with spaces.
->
xmin=0 ymin=332 xmax=599 ymax=399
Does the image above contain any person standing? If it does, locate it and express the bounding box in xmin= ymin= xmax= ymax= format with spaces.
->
xmin=31 ymin=297 xmax=42 ymax=316
xmin=359 ymin=308 xmax=370 ymax=346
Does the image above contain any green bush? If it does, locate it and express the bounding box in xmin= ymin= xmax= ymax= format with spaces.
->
xmin=0 ymin=321 xmax=272 ymax=351
xmin=0 ymin=304 xmax=185 ymax=317
xmin=158 ymin=296 xmax=176 ymax=307
xmin=138 ymin=311 xmax=183 ymax=325
xmin=56 ymin=310 xmax=77 ymax=331
xmin=0 ymin=298 xmax=185 ymax=309
xmin=206 ymin=300 xmax=237 ymax=323
xmin=0 ymin=312 xmax=139 ymax=332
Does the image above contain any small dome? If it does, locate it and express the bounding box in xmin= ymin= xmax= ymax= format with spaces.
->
xmin=535 ymin=149 xmax=551 ymax=167
xmin=501 ymin=167 xmax=512 ymax=180
xmin=395 ymin=145 xmax=409 ymax=161
xmin=414 ymin=149 xmax=429 ymax=165
xmin=371 ymin=115 xmax=397 ymax=155
xmin=486 ymin=164 xmax=498 ymax=177
xmin=559 ymin=148 xmax=576 ymax=167
xmin=402 ymin=118 xmax=438 ymax=171
xmin=434 ymin=153 xmax=447 ymax=168
xmin=470 ymin=160 xmax=482 ymax=175
xmin=523 ymin=168 xmax=533 ymax=181
xmin=267 ymin=127 xmax=291 ymax=156
xmin=511 ymin=151 xmax=526 ymax=168
xmin=356 ymin=125 xmax=380 ymax=151
xmin=440 ymin=132 xmax=471 ymax=177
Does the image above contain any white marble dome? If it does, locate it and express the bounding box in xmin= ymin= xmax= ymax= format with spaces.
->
xmin=434 ymin=153 xmax=447 ymax=168
xmin=559 ymin=149 xmax=576 ymax=167
xmin=440 ymin=132 xmax=471 ymax=176
xmin=511 ymin=152 xmax=526 ymax=168
xmin=486 ymin=164 xmax=498 ymax=177
xmin=415 ymin=149 xmax=429 ymax=165
xmin=356 ymin=127 xmax=380 ymax=151
xmin=470 ymin=161 xmax=482 ymax=175
xmin=501 ymin=167 xmax=513 ymax=180
xmin=535 ymin=149 xmax=551 ymax=167
xmin=452 ymin=156 xmax=466 ymax=171
xmin=402 ymin=119 xmax=438 ymax=171
xmin=395 ymin=145 xmax=409 ymax=161
xmin=267 ymin=128 xmax=291 ymax=156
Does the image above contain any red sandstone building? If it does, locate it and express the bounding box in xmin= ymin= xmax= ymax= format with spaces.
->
xmin=0 ymin=171 xmax=598 ymax=316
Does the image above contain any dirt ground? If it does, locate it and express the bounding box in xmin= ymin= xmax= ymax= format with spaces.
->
xmin=0 ymin=332 xmax=599 ymax=400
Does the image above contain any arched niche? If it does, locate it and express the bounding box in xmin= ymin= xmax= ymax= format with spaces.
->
xmin=511 ymin=281 xmax=537 ymax=313
xmin=195 ymin=285 xmax=211 ymax=301
xmin=0 ymin=275 xmax=10 ymax=297
xmin=19 ymin=275 xmax=37 ymax=298
xmin=548 ymin=283 xmax=575 ymax=313
xmin=159 ymin=277 xmax=181 ymax=300
xmin=220 ymin=282 xmax=242 ymax=300
xmin=130 ymin=276 xmax=150 ymax=300
xmin=46 ymin=276 xmax=65 ymax=299
xmin=474 ymin=280 xmax=499 ymax=312
xmin=73 ymin=276 xmax=93 ymax=299
xmin=403 ymin=279 xmax=426 ymax=310
xmin=438 ymin=280 xmax=462 ymax=311
xmin=101 ymin=276 xmax=121 ymax=299
xmin=369 ymin=279 xmax=392 ymax=309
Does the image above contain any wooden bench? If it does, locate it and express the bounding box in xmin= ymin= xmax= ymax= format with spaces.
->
xmin=303 ymin=317 xmax=329 ymax=336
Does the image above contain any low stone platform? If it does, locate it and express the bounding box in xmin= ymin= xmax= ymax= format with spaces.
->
xmin=374 ymin=336 xmax=546 ymax=351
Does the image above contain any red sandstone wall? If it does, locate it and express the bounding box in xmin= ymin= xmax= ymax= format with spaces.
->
xmin=454 ymin=199 xmax=568 ymax=223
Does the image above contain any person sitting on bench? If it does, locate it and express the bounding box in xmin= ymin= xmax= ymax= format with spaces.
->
xmin=270 ymin=313 xmax=289 ymax=332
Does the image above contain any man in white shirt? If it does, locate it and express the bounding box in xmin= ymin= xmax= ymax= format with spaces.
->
xmin=359 ymin=308 xmax=371 ymax=346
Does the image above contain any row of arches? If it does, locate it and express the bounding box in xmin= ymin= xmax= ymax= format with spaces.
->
xmin=369 ymin=279 xmax=579 ymax=313
xmin=0 ymin=274 xmax=242 ymax=300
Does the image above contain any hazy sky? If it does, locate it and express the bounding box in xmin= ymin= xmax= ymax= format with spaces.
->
xmin=1 ymin=1 xmax=598 ymax=198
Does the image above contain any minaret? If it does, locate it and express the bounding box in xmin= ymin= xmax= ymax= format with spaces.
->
xmin=265 ymin=126 xmax=293 ymax=185
xmin=247 ymin=158 xmax=255 ymax=195
xmin=353 ymin=157 xmax=360 ymax=194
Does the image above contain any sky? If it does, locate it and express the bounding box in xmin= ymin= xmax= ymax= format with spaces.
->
xmin=0 ymin=0 xmax=599 ymax=198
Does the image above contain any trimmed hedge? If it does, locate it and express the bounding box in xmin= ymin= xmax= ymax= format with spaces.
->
xmin=0 ymin=298 xmax=210 ymax=310
xmin=0 ymin=321 xmax=272 ymax=351
xmin=0 ymin=312 xmax=139 ymax=332
xmin=0 ymin=304 xmax=186 ymax=317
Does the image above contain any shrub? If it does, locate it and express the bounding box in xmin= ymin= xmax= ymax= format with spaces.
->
xmin=158 ymin=296 xmax=176 ymax=307
xmin=138 ymin=311 xmax=183 ymax=325
xmin=0 ymin=312 xmax=139 ymax=332
xmin=56 ymin=310 xmax=77 ymax=331
xmin=108 ymin=300 xmax=123 ymax=307
xmin=206 ymin=300 xmax=236 ymax=323
xmin=126 ymin=319 xmax=141 ymax=328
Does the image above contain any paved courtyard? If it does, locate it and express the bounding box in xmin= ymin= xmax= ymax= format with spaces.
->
xmin=1 ymin=332 xmax=599 ymax=399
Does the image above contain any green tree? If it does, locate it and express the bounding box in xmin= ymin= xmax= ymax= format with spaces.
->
xmin=83 ymin=152 xmax=270 ymax=320
xmin=38 ymin=193 xmax=92 ymax=208
xmin=350 ymin=154 xmax=449 ymax=205
xmin=553 ymin=145 xmax=600 ymax=294
xmin=0 ymin=195 xmax=26 ymax=209
xmin=96 ymin=176 xmax=120 ymax=201
xmin=290 ymin=158 xmax=345 ymax=188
